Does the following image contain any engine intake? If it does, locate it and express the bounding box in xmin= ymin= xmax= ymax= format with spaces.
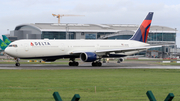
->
xmin=80 ymin=52 xmax=97 ymax=62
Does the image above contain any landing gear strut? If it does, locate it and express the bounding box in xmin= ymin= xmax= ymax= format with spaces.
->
xmin=69 ymin=58 xmax=79 ymax=66
xmin=92 ymin=58 xmax=102 ymax=66
xmin=15 ymin=58 xmax=20 ymax=66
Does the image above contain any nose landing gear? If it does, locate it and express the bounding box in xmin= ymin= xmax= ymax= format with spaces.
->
xmin=15 ymin=63 xmax=20 ymax=66
xmin=15 ymin=58 xmax=20 ymax=66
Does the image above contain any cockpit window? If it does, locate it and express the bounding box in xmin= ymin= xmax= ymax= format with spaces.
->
xmin=8 ymin=44 xmax=18 ymax=47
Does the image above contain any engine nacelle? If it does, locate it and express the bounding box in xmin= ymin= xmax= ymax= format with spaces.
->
xmin=80 ymin=52 xmax=97 ymax=62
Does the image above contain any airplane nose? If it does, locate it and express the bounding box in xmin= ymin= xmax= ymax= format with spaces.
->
xmin=4 ymin=47 xmax=18 ymax=57
xmin=4 ymin=47 xmax=10 ymax=54
xmin=4 ymin=47 xmax=13 ymax=56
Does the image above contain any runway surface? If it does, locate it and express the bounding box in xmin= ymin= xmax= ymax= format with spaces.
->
xmin=0 ymin=61 xmax=180 ymax=69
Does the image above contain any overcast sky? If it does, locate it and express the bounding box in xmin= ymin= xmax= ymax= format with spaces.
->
xmin=0 ymin=0 xmax=180 ymax=46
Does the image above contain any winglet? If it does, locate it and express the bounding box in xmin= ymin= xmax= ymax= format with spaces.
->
xmin=130 ymin=12 xmax=153 ymax=43
xmin=2 ymin=35 xmax=11 ymax=46
xmin=0 ymin=39 xmax=8 ymax=50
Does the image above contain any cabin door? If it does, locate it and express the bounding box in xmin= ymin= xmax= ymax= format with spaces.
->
xmin=24 ymin=43 xmax=29 ymax=51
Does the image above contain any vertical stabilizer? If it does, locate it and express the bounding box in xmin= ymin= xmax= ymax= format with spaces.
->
xmin=2 ymin=35 xmax=11 ymax=46
xmin=0 ymin=39 xmax=7 ymax=50
xmin=130 ymin=12 xmax=153 ymax=43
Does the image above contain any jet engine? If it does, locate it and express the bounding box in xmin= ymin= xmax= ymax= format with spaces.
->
xmin=80 ymin=52 xmax=97 ymax=62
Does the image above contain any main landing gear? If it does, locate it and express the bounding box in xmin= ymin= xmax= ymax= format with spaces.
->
xmin=92 ymin=58 xmax=102 ymax=66
xmin=92 ymin=61 xmax=102 ymax=66
xmin=69 ymin=58 xmax=79 ymax=66
xmin=15 ymin=58 xmax=20 ymax=66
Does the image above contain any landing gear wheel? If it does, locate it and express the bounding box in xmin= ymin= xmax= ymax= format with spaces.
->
xmin=69 ymin=62 xmax=72 ymax=66
xmin=92 ymin=62 xmax=95 ymax=66
xmin=15 ymin=58 xmax=20 ymax=67
xmin=97 ymin=62 xmax=102 ymax=66
xmin=92 ymin=62 xmax=102 ymax=67
xmin=69 ymin=62 xmax=79 ymax=66
xmin=15 ymin=63 xmax=20 ymax=66
xmin=69 ymin=58 xmax=79 ymax=66
xmin=75 ymin=62 xmax=79 ymax=66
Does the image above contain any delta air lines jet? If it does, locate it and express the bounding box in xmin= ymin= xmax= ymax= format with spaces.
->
xmin=4 ymin=12 xmax=160 ymax=66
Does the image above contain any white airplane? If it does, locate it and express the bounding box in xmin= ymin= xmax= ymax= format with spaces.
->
xmin=4 ymin=12 xmax=160 ymax=66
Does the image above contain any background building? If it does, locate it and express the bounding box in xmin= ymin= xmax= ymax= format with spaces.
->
xmin=7 ymin=23 xmax=177 ymax=58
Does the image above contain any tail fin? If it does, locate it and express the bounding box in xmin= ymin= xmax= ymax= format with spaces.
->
xmin=0 ymin=39 xmax=8 ymax=50
xmin=2 ymin=35 xmax=11 ymax=46
xmin=130 ymin=12 xmax=153 ymax=43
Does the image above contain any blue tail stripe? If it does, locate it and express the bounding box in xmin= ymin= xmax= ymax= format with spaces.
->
xmin=144 ymin=23 xmax=151 ymax=42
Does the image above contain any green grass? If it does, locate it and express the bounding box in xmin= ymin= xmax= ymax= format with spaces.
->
xmin=0 ymin=69 xmax=180 ymax=101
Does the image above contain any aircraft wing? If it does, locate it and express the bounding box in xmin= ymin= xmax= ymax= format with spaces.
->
xmin=95 ymin=45 xmax=161 ymax=53
xmin=70 ymin=45 xmax=162 ymax=54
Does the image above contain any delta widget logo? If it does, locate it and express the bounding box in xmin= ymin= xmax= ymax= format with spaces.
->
xmin=30 ymin=42 xmax=34 ymax=46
